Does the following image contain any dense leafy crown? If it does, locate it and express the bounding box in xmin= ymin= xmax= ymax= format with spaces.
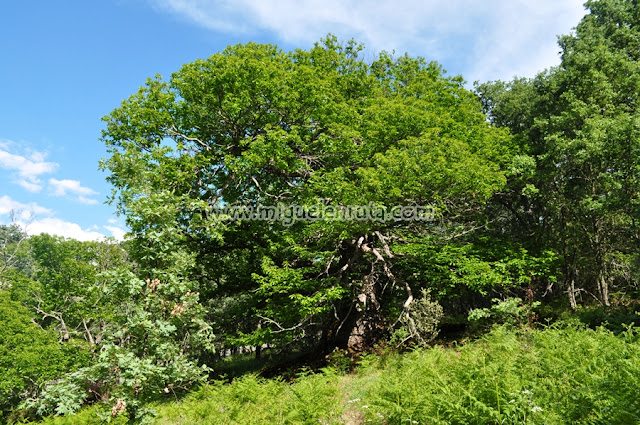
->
xmin=100 ymin=36 xmax=511 ymax=352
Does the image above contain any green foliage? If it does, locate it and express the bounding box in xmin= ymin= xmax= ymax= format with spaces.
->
xmin=362 ymin=325 xmax=640 ymax=424
xmin=27 ymin=234 xmax=129 ymax=343
xmin=32 ymin=326 xmax=640 ymax=425
xmin=0 ymin=222 xmax=33 ymax=280
xmin=0 ymin=291 xmax=89 ymax=423
xmin=100 ymin=35 xmax=512 ymax=353
xmin=25 ymin=268 xmax=214 ymax=422
xmin=10 ymin=235 xmax=212 ymax=422
xmin=396 ymin=289 xmax=444 ymax=346
xmin=22 ymin=406 xmax=129 ymax=425
xmin=572 ymin=302 xmax=640 ymax=333
xmin=393 ymin=238 xmax=558 ymax=300
xmin=477 ymin=0 xmax=640 ymax=307
xmin=18 ymin=2 xmax=640 ymax=420
xmin=150 ymin=372 xmax=343 ymax=425
xmin=468 ymin=297 xmax=541 ymax=329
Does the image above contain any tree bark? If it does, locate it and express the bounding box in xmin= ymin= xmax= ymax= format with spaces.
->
xmin=597 ymin=270 xmax=610 ymax=307
xmin=347 ymin=272 xmax=384 ymax=352
xmin=568 ymin=275 xmax=578 ymax=310
xmin=593 ymin=224 xmax=611 ymax=306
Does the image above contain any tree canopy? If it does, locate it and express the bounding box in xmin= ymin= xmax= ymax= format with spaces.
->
xmin=477 ymin=0 xmax=640 ymax=308
xmin=100 ymin=36 xmax=513 ymax=353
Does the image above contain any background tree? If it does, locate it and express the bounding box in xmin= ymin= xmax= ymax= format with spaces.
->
xmin=477 ymin=0 xmax=640 ymax=307
xmin=0 ymin=215 xmax=33 ymax=283
xmin=27 ymin=234 xmax=128 ymax=344
xmin=0 ymin=291 xmax=89 ymax=423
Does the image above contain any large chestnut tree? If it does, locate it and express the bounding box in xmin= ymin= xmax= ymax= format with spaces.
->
xmin=101 ymin=36 xmax=512 ymax=352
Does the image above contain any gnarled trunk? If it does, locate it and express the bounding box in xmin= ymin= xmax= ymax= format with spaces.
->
xmin=347 ymin=273 xmax=384 ymax=352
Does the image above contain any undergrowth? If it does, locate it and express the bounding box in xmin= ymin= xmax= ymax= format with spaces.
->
xmin=31 ymin=324 xmax=640 ymax=424
xmin=358 ymin=324 xmax=640 ymax=424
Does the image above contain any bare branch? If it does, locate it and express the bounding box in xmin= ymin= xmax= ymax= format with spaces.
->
xmin=256 ymin=314 xmax=314 ymax=335
xmin=375 ymin=231 xmax=394 ymax=258
xmin=167 ymin=126 xmax=211 ymax=151
xmin=34 ymin=301 xmax=70 ymax=342
xmin=361 ymin=238 xmax=414 ymax=310
xmin=82 ymin=318 xmax=96 ymax=345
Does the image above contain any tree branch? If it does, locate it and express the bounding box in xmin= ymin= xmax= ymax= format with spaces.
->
xmin=167 ymin=126 xmax=211 ymax=151
xmin=255 ymin=314 xmax=314 ymax=335
xmin=34 ymin=300 xmax=70 ymax=342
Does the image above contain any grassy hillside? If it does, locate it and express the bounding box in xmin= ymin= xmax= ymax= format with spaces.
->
xmin=35 ymin=324 xmax=640 ymax=425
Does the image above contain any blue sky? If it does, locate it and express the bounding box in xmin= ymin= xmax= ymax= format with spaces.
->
xmin=0 ymin=0 xmax=585 ymax=241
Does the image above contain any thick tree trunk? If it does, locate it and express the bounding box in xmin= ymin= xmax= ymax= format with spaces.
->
xmin=347 ymin=273 xmax=384 ymax=352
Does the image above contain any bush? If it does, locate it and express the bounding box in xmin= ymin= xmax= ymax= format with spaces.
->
xmin=468 ymin=297 xmax=540 ymax=329
xmin=0 ymin=291 xmax=89 ymax=423
xmin=396 ymin=290 xmax=444 ymax=347
xmin=29 ymin=325 xmax=640 ymax=425
xmin=22 ymin=268 xmax=214 ymax=423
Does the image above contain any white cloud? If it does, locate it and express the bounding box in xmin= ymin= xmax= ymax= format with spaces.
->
xmin=0 ymin=195 xmax=121 ymax=241
xmin=0 ymin=141 xmax=100 ymax=203
xmin=23 ymin=217 xmax=107 ymax=242
xmin=150 ymin=0 xmax=586 ymax=82
xmin=48 ymin=178 xmax=97 ymax=196
xmin=151 ymin=0 xmax=249 ymax=33
xmin=0 ymin=195 xmax=53 ymax=220
xmin=17 ymin=179 xmax=45 ymax=193
xmin=104 ymin=225 xmax=127 ymax=241
xmin=0 ymin=141 xmax=58 ymax=192
xmin=465 ymin=1 xmax=586 ymax=83
xmin=48 ymin=178 xmax=99 ymax=204
xmin=78 ymin=196 xmax=99 ymax=205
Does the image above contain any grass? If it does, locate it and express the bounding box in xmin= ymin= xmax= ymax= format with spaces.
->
xmin=358 ymin=324 xmax=640 ymax=424
xmin=153 ymin=370 xmax=344 ymax=425
xmin=31 ymin=323 xmax=640 ymax=424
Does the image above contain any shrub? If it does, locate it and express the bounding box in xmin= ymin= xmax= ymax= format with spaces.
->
xmin=0 ymin=291 xmax=89 ymax=423
xmin=397 ymin=290 xmax=444 ymax=347
xmin=468 ymin=297 xmax=540 ymax=329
